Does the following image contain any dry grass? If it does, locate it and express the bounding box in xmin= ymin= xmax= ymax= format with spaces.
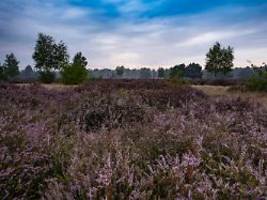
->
xmin=192 ymin=85 xmax=230 ymax=96
xmin=193 ymin=85 xmax=267 ymax=108
xmin=16 ymin=83 xmax=77 ymax=90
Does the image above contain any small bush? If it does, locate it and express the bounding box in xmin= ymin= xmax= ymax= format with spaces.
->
xmin=246 ymin=71 xmax=267 ymax=92
xmin=168 ymin=74 xmax=189 ymax=86
xmin=39 ymin=71 xmax=56 ymax=83
xmin=61 ymin=63 xmax=88 ymax=85
xmin=0 ymin=66 xmax=7 ymax=81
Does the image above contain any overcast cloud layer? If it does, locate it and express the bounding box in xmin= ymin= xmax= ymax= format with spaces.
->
xmin=0 ymin=0 xmax=267 ymax=69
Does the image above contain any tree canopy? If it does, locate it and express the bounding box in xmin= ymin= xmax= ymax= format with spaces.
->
xmin=4 ymin=53 xmax=19 ymax=77
xmin=169 ymin=64 xmax=186 ymax=79
xmin=0 ymin=63 xmax=6 ymax=81
xmin=2 ymin=53 xmax=20 ymax=80
xmin=205 ymin=42 xmax=234 ymax=76
xmin=185 ymin=63 xmax=202 ymax=79
xmin=32 ymin=33 xmax=69 ymax=83
xmin=73 ymin=52 xmax=88 ymax=68
xmin=115 ymin=66 xmax=125 ymax=77
xmin=61 ymin=52 xmax=89 ymax=85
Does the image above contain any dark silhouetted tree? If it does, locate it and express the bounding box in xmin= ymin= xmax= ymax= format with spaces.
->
xmin=140 ymin=68 xmax=151 ymax=79
xmin=33 ymin=33 xmax=55 ymax=71
xmin=61 ymin=52 xmax=88 ymax=85
xmin=32 ymin=33 xmax=69 ymax=83
xmin=169 ymin=64 xmax=186 ymax=79
xmin=3 ymin=53 xmax=19 ymax=80
xmin=116 ymin=66 xmax=125 ymax=77
xmin=20 ymin=65 xmax=36 ymax=81
xmin=205 ymin=42 xmax=234 ymax=76
xmin=158 ymin=68 xmax=165 ymax=78
xmin=54 ymin=41 xmax=69 ymax=69
xmin=0 ymin=63 xmax=7 ymax=81
xmin=185 ymin=63 xmax=202 ymax=79
xmin=73 ymin=52 xmax=88 ymax=67
xmin=24 ymin=65 xmax=34 ymax=74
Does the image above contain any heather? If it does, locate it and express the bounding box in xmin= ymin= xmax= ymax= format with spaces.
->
xmin=0 ymin=80 xmax=267 ymax=199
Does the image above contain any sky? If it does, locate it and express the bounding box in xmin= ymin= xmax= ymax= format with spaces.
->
xmin=0 ymin=0 xmax=267 ymax=69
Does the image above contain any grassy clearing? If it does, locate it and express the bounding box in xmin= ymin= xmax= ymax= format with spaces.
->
xmin=16 ymin=83 xmax=77 ymax=90
xmin=193 ymin=85 xmax=267 ymax=108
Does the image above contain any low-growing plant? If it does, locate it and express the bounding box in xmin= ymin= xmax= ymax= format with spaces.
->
xmin=61 ymin=63 xmax=89 ymax=85
xmin=0 ymin=80 xmax=267 ymax=199
xmin=61 ymin=52 xmax=89 ymax=85
xmin=168 ymin=75 xmax=189 ymax=86
xmin=246 ymin=71 xmax=267 ymax=92
xmin=38 ymin=71 xmax=56 ymax=83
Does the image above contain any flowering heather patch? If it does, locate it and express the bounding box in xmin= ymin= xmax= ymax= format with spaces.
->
xmin=0 ymin=80 xmax=267 ymax=199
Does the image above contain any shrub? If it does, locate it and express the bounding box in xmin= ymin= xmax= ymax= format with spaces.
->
xmin=39 ymin=71 xmax=56 ymax=83
xmin=168 ymin=76 xmax=188 ymax=86
xmin=1 ymin=80 xmax=267 ymax=199
xmin=0 ymin=66 xmax=7 ymax=81
xmin=246 ymin=71 xmax=267 ymax=92
xmin=61 ymin=63 xmax=88 ymax=85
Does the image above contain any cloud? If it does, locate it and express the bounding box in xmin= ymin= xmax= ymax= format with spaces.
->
xmin=179 ymin=29 xmax=258 ymax=47
xmin=0 ymin=0 xmax=266 ymax=69
xmin=61 ymin=7 xmax=90 ymax=19
xmin=104 ymin=0 xmax=163 ymax=14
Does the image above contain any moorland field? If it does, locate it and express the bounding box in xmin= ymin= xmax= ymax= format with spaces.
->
xmin=1 ymin=80 xmax=267 ymax=199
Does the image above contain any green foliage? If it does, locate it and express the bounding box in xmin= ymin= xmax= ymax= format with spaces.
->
xmin=205 ymin=42 xmax=234 ymax=76
xmin=61 ymin=52 xmax=89 ymax=85
xmin=169 ymin=64 xmax=186 ymax=79
xmin=157 ymin=68 xmax=165 ymax=78
xmin=185 ymin=63 xmax=202 ymax=79
xmin=61 ymin=63 xmax=88 ymax=85
xmin=167 ymin=63 xmax=194 ymax=85
xmin=3 ymin=53 xmax=19 ymax=80
xmin=169 ymin=75 xmax=188 ymax=86
xmin=39 ymin=71 xmax=56 ymax=84
xmin=33 ymin=33 xmax=56 ymax=71
xmin=115 ymin=65 xmax=125 ymax=76
xmin=54 ymin=41 xmax=69 ymax=69
xmin=32 ymin=33 xmax=69 ymax=83
xmin=0 ymin=64 xmax=7 ymax=81
xmin=73 ymin=52 xmax=88 ymax=67
xmin=246 ymin=71 xmax=267 ymax=92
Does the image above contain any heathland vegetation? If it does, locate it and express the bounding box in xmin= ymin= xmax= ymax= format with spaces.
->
xmin=0 ymin=33 xmax=267 ymax=199
xmin=1 ymin=80 xmax=267 ymax=199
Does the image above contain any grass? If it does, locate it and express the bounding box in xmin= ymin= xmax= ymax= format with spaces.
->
xmin=193 ymin=85 xmax=267 ymax=108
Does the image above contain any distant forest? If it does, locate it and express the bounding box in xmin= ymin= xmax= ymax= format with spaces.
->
xmin=17 ymin=64 xmax=263 ymax=81
xmin=1 ymin=33 xmax=266 ymax=83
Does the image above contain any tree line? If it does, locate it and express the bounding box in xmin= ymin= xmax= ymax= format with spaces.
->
xmin=0 ymin=33 xmax=266 ymax=84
